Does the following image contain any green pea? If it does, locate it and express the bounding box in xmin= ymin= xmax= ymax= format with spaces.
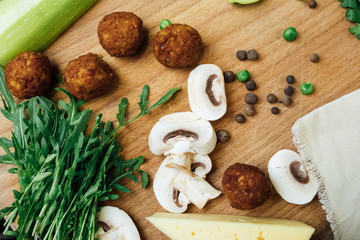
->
xmin=300 ymin=82 xmax=314 ymax=95
xmin=237 ymin=70 xmax=250 ymax=82
xmin=283 ymin=27 xmax=297 ymax=42
xmin=160 ymin=19 xmax=172 ymax=30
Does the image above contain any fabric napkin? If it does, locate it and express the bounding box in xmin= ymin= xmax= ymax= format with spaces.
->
xmin=292 ymin=89 xmax=360 ymax=240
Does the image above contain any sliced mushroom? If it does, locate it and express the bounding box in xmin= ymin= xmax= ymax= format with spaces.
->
xmin=192 ymin=153 xmax=212 ymax=178
xmin=95 ymin=206 xmax=140 ymax=240
xmin=268 ymin=149 xmax=318 ymax=205
xmin=153 ymin=155 xmax=221 ymax=213
xmin=148 ymin=112 xmax=216 ymax=156
xmin=188 ymin=64 xmax=227 ymax=121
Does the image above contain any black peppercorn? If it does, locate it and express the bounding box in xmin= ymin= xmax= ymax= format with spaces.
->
xmin=244 ymin=104 xmax=255 ymax=116
xmin=246 ymin=80 xmax=256 ymax=91
xmin=247 ymin=49 xmax=258 ymax=61
xmin=235 ymin=114 xmax=246 ymax=123
xmin=308 ymin=0 xmax=317 ymax=8
xmin=280 ymin=95 xmax=292 ymax=106
xmin=310 ymin=54 xmax=320 ymax=63
xmin=223 ymin=71 xmax=235 ymax=83
xmin=284 ymin=86 xmax=295 ymax=96
xmin=216 ymin=129 xmax=230 ymax=143
xmin=245 ymin=93 xmax=258 ymax=105
xmin=236 ymin=50 xmax=247 ymax=61
xmin=266 ymin=94 xmax=278 ymax=103
xmin=286 ymin=75 xmax=295 ymax=84
xmin=271 ymin=107 xmax=280 ymax=115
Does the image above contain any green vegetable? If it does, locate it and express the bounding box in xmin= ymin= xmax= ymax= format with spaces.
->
xmin=0 ymin=67 xmax=179 ymax=239
xmin=300 ymin=82 xmax=314 ymax=95
xmin=228 ymin=0 xmax=259 ymax=4
xmin=0 ymin=0 xmax=98 ymax=67
xmin=339 ymin=0 xmax=360 ymax=39
xmin=237 ymin=70 xmax=250 ymax=82
xmin=160 ymin=19 xmax=172 ymax=30
xmin=349 ymin=23 xmax=360 ymax=39
xmin=283 ymin=27 xmax=297 ymax=42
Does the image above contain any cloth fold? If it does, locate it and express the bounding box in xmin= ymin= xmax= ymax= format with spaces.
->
xmin=292 ymin=89 xmax=360 ymax=240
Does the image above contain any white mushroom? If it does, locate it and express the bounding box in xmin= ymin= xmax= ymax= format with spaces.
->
xmin=153 ymin=155 xmax=221 ymax=213
xmin=268 ymin=149 xmax=318 ymax=205
xmin=149 ymin=112 xmax=220 ymax=213
xmin=148 ymin=112 xmax=216 ymax=156
xmin=188 ymin=64 xmax=227 ymax=121
xmin=95 ymin=206 xmax=140 ymax=240
xmin=192 ymin=153 xmax=212 ymax=178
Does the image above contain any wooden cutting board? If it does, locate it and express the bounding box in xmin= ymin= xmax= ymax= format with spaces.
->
xmin=1 ymin=0 xmax=359 ymax=239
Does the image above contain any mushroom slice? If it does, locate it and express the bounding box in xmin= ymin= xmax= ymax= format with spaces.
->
xmin=148 ymin=112 xmax=216 ymax=156
xmin=153 ymin=156 xmax=221 ymax=213
xmin=95 ymin=206 xmax=140 ymax=240
xmin=268 ymin=149 xmax=318 ymax=205
xmin=188 ymin=64 xmax=227 ymax=121
xmin=192 ymin=153 xmax=212 ymax=178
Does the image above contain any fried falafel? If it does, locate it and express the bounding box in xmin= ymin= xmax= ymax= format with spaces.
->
xmin=63 ymin=53 xmax=114 ymax=101
xmin=5 ymin=51 xmax=51 ymax=99
xmin=222 ymin=163 xmax=273 ymax=210
xmin=153 ymin=23 xmax=202 ymax=68
xmin=98 ymin=12 xmax=143 ymax=57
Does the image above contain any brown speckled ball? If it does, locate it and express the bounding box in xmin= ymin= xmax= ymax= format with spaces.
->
xmin=222 ymin=163 xmax=272 ymax=210
xmin=98 ymin=12 xmax=143 ymax=57
xmin=5 ymin=51 xmax=51 ymax=99
xmin=153 ymin=24 xmax=202 ymax=68
xmin=63 ymin=53 xmax=114 ymax=101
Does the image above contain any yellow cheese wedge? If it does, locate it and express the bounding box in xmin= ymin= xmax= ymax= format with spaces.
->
xmin=147 ymin=212 xmax=315 ymax=240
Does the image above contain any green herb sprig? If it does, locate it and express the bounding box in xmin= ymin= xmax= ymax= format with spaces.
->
xmin=0 ymin=67 xmax=179 ymax=239
xmin=339 ymin=0 xmax=360 ymax=39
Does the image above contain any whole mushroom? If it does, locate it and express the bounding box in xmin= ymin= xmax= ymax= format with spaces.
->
xmin=188 ymin=64 xmax=227 ymax=121
xmin=95 ymin=206 xmax=140 ymax=240
xmin=268 ymin=149 xmax=318 ymax=205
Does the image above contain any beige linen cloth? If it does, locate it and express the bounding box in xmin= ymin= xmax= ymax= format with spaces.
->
xmin=292 ymin=89 xmax=360 ymax=240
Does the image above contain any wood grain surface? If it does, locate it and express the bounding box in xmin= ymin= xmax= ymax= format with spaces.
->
xmin=1 ymin=0 xmax=360 ymax=239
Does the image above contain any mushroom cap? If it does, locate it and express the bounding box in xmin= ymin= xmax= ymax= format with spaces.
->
xmin=95 ymin=206 xmax=140 ymax=240
xmin=188 ymin=64 xmax=227 ymax=121
xmin=148 ymin=112 xmax=216 ymax=156
xmin=268 ymin=149 xmax=318 ymax=205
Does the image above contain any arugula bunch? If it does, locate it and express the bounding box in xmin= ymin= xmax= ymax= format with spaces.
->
xmin=339 ymin=0 xmax=360 ymax=39
xmin=0 ymin=67 xmax=179 ymax=239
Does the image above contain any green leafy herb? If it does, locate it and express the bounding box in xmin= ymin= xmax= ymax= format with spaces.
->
xmin=0 ymin=67 xmax=179 ymax=239
xmin=349 ymin=23 xmax=360 ymax=39
xmin=339 ymin=0 xmax=360 ymax=39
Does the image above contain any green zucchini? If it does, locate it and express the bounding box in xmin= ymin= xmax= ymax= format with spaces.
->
xmin=0 ymin=0 xmax=97 ymax=67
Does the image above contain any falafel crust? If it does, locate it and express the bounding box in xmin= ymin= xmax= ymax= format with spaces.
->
xmin=153 ymin=24 xmax=202 ymax=68
xmin=222 ymin=163 xmax=272 ymax=210
xmin=63 ymin=53 xmax=114 ymax=101
xmin=98 ymin=12 xmax=143 ymax=57
xmin=5 ymin=51 xmax=51 ymax=99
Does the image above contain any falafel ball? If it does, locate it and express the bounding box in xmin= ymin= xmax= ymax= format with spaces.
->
xmin=5 ymin=51 xmax=51 ymax=99
xmin=153 ymin=23 xmax=202 ymax=68
xmin=222 ymin=163 xmax=273 ymax=210
xmin=98 ymin=12 xmax=143 ymax=57
xmin=63 ymin=53 xmax=114 ymax=101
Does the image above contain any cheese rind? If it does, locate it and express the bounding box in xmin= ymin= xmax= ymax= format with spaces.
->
xmin=147 ymin=212 xmax=315 ymax=240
